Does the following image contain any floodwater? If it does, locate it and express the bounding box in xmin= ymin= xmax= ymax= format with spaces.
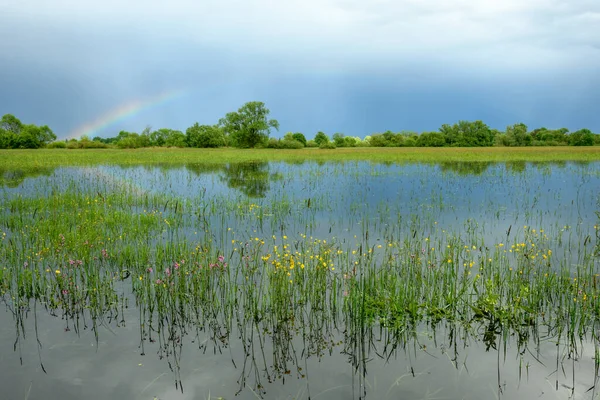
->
xmin=1 ymin=160 xmax=599 ymax=399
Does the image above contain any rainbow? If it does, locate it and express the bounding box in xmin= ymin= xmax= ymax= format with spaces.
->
xmin=67 ymin=89 xmax=187 ymax=139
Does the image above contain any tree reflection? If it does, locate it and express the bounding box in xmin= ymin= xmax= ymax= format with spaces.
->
xmin=439 ymin=161 xmax=493 ymax=175
xmin=220 ymin=161 xmax=271 ymax=198
xmin=0 ymin=167 xmax=55 ymax=187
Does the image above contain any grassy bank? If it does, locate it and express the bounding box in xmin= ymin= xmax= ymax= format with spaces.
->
xmin=1 ymin=146 xmax=600 ymax=169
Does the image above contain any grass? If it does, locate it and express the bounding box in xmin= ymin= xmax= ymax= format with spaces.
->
xmin=1 ymin=146 xmax=600 ymax=170
xmin=0 ymin=157 xmax=599 ymax=397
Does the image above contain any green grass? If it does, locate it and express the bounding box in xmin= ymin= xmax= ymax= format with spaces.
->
xmin=1 ymin=146 xmax=600 ymax=169
xmin=1 ymin=153 xmax=599 ymax=396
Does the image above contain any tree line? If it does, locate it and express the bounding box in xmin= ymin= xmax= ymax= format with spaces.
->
xmin=2 ymin=101 xmax=598 ymax=149
xmin=0 ymin=114 xmax=57 ymax=149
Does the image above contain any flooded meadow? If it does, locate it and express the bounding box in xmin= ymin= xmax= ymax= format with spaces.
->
xmin=1 ymin=160 xmax=599 ymax=399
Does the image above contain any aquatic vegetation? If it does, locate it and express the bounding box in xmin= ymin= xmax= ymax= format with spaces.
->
xmin=0 ymin=160 xmax=599 ymax=398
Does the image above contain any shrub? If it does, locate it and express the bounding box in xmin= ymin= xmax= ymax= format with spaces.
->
xmin=266 ymin=138 xmax=281 ymax=148
xmin=343 ymin=136 xmax=357 ymax=147
xmin=314 ymin=131 xmax=329 ymax=146
xmin=279 ymin=139 xmax=304 ymax=149
xmin=306 ymin=140 xmax=318 ymax=148
xmin=186 ymin=123 xmax=225 ymax=148
xmin=319 ymin=141 xmax=336 ymax=149
xmin=47 ymin=141 xmax=66 ymax=148
xmin=292 ymin=133 xmax=307 ymax=146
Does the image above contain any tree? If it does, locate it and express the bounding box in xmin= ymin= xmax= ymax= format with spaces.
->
xmin=0 ymin=128 xmax=16 ymax=149
xmin=163 ymin=130 xmax=186 ymax=147
xmin=505 ymin=123 xmax=529 ymax=146
xmin=439 ymin=121 xmax=493 ymax=147
xmin=0 ymin=114 xmax=23 ymax=134
xmin=150 ymin=128 xmax=186 ymax=147
xmin=417 ymin=132 xmax=446 ymax=147
xmin=186 ymin=123 xmax=226 ymax=148
xmin=569 ymin=129 xmax=594 ymax=146
xmin=333 ymin=133 xmax=345 ymax=147
xmin=314 ymin=131 xmax=329 ymax=146
xmin=456 ymin=120 xmax=494 ymax=147
xmin=16 ymin=124 xmax=56 ymax=148
xmin=149 ymin=128 xmax=168 ymax=146
xmin=219 ymin=101 xmax=279 ymax=148
xmin=292 ymin=133 xmax=307 ymax=146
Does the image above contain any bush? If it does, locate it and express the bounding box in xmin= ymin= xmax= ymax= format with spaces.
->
xmin=416 ymin=132 xmax=446 ymax=147
xmin=403 ymin=137 xmax=417 ymax=147
xmin=569 ymin=129 xmax=594 ymax=146
xmin=306 ymin=140 xmax=318 ymax=148
xmin=280 ymin=139 xmax=304 ymax=149
xmin=47 ymin=141 xmax=66 ymax=148
xmin=65 ymin=138 xmax=109 ymax=149
xmin=292 ymin=133 xmax=307 ymax=146
xmin=266 ymin=138 xmax=304 ymax=149
xmin=266 ymin=138 xmax=280 ymax=148
xmin=186 ymin=123 xmax=225 ymax=148
xmin=319 ymin=141 xmax=336 ymax=149
xmin=368 ymin=134 xmax=391 ymax=147
xmin=314 ymin=131 xmax=329 ymax=146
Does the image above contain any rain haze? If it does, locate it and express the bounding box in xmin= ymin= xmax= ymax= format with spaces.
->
xmin=1 ymin=0 xmax=599 ymax=140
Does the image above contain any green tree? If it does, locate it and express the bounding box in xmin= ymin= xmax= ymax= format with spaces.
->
xmin=163 ymin=130 xmax=186 ymax=147
xmin=292 ymin=133 xmax=307 ymax=146
xmin=186 ymin=123 xmax=226 ymax=148
xmin=0 ymin=114 xmax=23 ymax=134
xmin=16 ymin=124 xmax=56 ymax=148
xmin=314 ymin=131 xmax=329 ymax=146
xmin=332 ymin=133 xmax=345 ymax=147
xmin=219 ymin=101 xmax=279 ymax=148
xmin=368 ymin=134 xmax=390 ymax=147
xmin=417 ymin=132 xmax=446 ymax=147
xmin=439 ymin=124 xmax=459 ymax=146
xmin=343 ymin=136 xmax=357 ymax=147
xmin=116 ymin=131 xmax=150 ymax=148
xmin=149 ymin=128 xmax=186 ymax=147
xmin=149 ymin=128 xmax=169 ymax=146
xmin=456 ymin=120 xmax=494 ymax=147
xmin=0 ymin=129 xmax=16 ymax=149
xmin=439 ymin=121 xmax=493 ymax=147
xmin=569 ymin=129 xmax=594 ymax=146
xmin=505 ymin=123 xmax=529 ymax=146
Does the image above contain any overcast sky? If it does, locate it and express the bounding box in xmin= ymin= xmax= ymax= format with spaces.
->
xmin=1 ymin=0 xmax=599 ymax=139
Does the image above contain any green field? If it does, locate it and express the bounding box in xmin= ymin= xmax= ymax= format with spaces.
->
xmin=1 ymin=149 xmax=599 ymax=398
xmin=1 ymin=146 xmax=600 ymax=169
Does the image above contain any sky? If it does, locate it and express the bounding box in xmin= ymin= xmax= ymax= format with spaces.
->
xmin=1 ymin=0 xmax=599 ymax=140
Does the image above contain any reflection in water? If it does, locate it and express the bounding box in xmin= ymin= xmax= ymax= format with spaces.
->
xmin=0 ymin=166 xmax=55 ymax=187
xmin=186 ymin=162 xmax=275 ymax=198
xmin=0 ymin=160 xmax=599 ymax=399
xmin=219 ymin=161 xmax=272 ymax=198
xmin=439 ymin=161 xmax=493 ymax=175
